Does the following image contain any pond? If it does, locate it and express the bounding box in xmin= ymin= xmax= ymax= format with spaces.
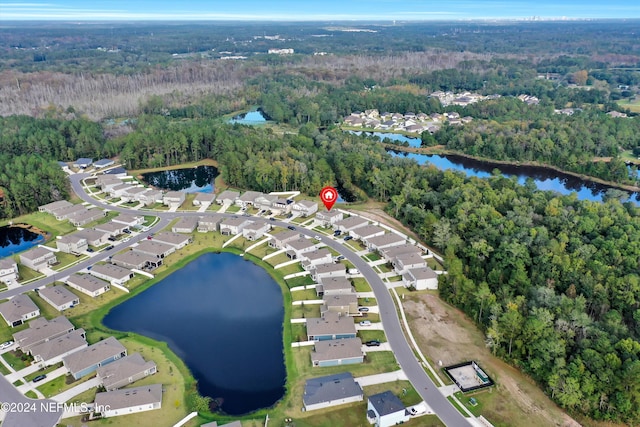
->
xmin=228 ymin=109 xmax=270 ymax=125
xmin=103 ymin=252 xmax=285 ymax=415
xmin=141 ymin=165 xmax=218 ymax=193
xmin=0 ymin=225 xmax=45 ymax=259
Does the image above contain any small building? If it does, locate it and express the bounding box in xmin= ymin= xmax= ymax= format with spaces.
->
xmin=95 ymin=177 xmax=123 ymax=192
xmin=292 ymin=200 xmax=318 ymax=217
xmin=97 ymin=353 xmax=157 ymax=391
xmin=367 ymin=391 xmax=410 ymax=427
xmin=38 ymin=200 xmax=72 ymax=214
xmin=215 ymin=190 xmax=240 ymax=205
xmin=73 ymin=158 xmax=93 ymax=169
xmin=316 ymin=210 xmax=344 ymax=227
xmin=393 ymin=252 xmax=427 ymax=274
xmin=316 ymin=277 xmax=353 ymax=297
xmin=13 ymin=316 xmax=75 ymax=353
xmin=63 ymin=336 xmax=127 ymax=380
xmin=254 ymin=194 xmax=278 ymax=211
xmin=333 ymin=216 xmax=369 ymax=233
xmin=93 ymin=159 xmax=115 ymax=169
xmin=0 ymin=294 xmax=40 ymax=327
xmin=94 ymin=383 xmax=162 ymax=418
xmin=171 ymin=217 xmax=198 ymax=233
xmin=66 ymin=273 xmax=111 ymax=297
xmin=95 ymin=221 xmax=128 ymax=238
xmin=321 ymin=293 xmax=358 ymax=317
xmin=30 ymin=329 xmax=88 ymax=366
xmin=121 ymin=186 xmax=148 ymax=203
xmin=152 ymin=232 xmax=192 ymax=249
xmin=242 ymin=222 xmax=270 ymax=241
xmin=19 ymin=247 xmax=57 ymax=272
xmin=163 ymin=191 xmax=185 ymax=207
xmin=285 ymin=238 xmax=318 ymax=259
xmin=0 ymin=258 xmax=19 ymax=285
xmin=56 ymin=234 xmax=88 ymax=254
xmin=271 ymin=198 xmax=292 ymax=215
xmin=307 ymin=312 xmax=356 ymax=341
xmin=269 ymin=229 xmax=299 ymax=249
xmin=75 ymin=229 xmax=110 ymax=247
xmin=219 ymin=217 xmax=252 ymax=235
xmin=311 ymin=262 xmax=347 ymax=281
xmin=109 ymin=183 xmax=135 ymax=199
xmin=303 ymin=372 xmax=363 ymax=411
xmin=69 ymin=209 xmax=105 ymax=227
xmin=134 ymin=240 xmax=175 ymax=259
xmin=193 ymin=192 xmax=216 ymax=207
xmin=112 ymin=214 xmax=144 ymax=228
xmin=380 ymin=244 xmax=422 ymax=264
xmin=111 ymin=251 xmax=161 ymax=270
xmin=349 ymin=225 xmax=385 ymax=241
xmin=38 ymin=285 xmax=80 ymax=311
xmin=311 ymin=337 xmax=364 ymax=367
xmin=138 ymin=189 xmax=163 ymax=206
xmin=300 ymin=248 xmax=333 ymax=271
xmin=53 ymin=204 xmax=86 ymax=221
xmin=89 ymin=264 xmax=134 ymax=286
xmin=366 ymin=233 xmax=405 ymax=251
xmin=236 ymin=191 xmax=263 ymax=207
xmin=103 ymin=167 xmax=127 ymax=177
xmin=402 ymin=267 xmax=438 ymax=290
xmin=197 ymin=217 xmax=221 ymax=232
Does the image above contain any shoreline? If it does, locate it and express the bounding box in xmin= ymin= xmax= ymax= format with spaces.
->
xmin=383 ymin=144 xmax=640 ymax=194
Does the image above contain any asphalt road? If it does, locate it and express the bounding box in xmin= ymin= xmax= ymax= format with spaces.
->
xmin=0 ymin=375 xmax=63 ymax=427
xmin=0 ymin=173 xmax=470 ymax=427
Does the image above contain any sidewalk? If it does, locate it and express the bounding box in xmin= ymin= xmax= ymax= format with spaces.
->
xmin=355 ymin=369 xmax=407 ymax=386
xmin=51 ymin=377 xmax=101 ymax=403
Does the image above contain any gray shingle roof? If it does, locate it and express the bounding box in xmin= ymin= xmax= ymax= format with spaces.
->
xmin=369 ymin=390 xmax=406 ymax=416
xmin=94 ymin=383 xmax=162 ymax=411
xmin=303 ymin=372 xmax=363 ymax=407
xmin=63 ymin=336 xmax=126 ymax=374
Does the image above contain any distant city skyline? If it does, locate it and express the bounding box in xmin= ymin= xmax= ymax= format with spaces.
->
xmin=2 ymin=1 xmax=640 ymax=21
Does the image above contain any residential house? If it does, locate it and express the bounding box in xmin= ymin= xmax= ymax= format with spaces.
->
xmin=89 ymin=264 xmax=134 ymax=286
xmin=111 ymin=251 xmax=161 ymax=270
xmin=163 ymin=191 xmax=185 ymax=207
xmin=95 ymin=177 xmax=122 ymax=192
xmin=53 ymin=204 xmax=86 ymax=220
xmin=366 ymin=233 xmax=405 ymax=251
xmin=311 ymin=262 xmax=346 ymax=281
xmin=138 ymin=189 xmax=163 ymax=206
xmin=95 ymin=221 xmax=128 ymax=238
xmin=13 ymin=316 xmax=75 ymax=354
xmin=242 ymin=222 xmax=270 ymax=241
xmin=269 ymin=230 xmax=299 ymax=249
xmin=38 ymin=200 xmax=72 ymax=214
xmin=215 ymin=190 xmax=240 ymax=205
xmin=66 ymin=273 xmax=111 ymax=297
xmin=75 ymin=229 xmax=110 ymax=247
xmin=303 ymin=372 xmax=363 ymax=411
xmin=285 ymin=238 xmax=319 ymax=259
xmin=333 ymin=216 xmax=369 ymax=233
xmin=56 ymin=234 xmax=88 ymax=254
xmin=197 ymin=217 xmax=222 ymax=232
xmin=93 ymin=159 xmax=115 ymax=169
xmin=103 ymin=167 xmax=127 ymax=177
xmin=316 ymin=277 xmax=353 ymax=297
xmin=271 ymin=198 xmax=292 ymax=215
xmin=57 ymin=161 xmax=70 ymax=172
xmin=30 ymin=329 xmax=87 ymax=366
xmin=153 ymin=232 xmax=192 ymax=250
xmin=193 ymin=192 xmax=216 ymax=207
xmin=0 ymin=294 xmax=40 ymax=327
xmin=306 ymin=312 xmax=356 ymax=341
xmin=393 ymin=252 xmax=427 ymax=274
xmin=292 ymin=200 xmax=318 ymax=217
xmin=94 ymin=383 xmax=162 ymax=418
xmin=109 ymin=183 xmax=136 ymax=198
xmin=134 ymin=240 xmax=175 ymax=259
xmin=171 ymin=217 xmax=198 ymax=233
xmin=73 ymin=158 xmax=93 ymax=169
xmin=69 ymin=209 xmax=105 ymax=227
xmin=0 ymin=259 xmax=19 ymax=285
xmin=38 ymin=285 xmax=80 ymax=311
xmin=97 ymin=353 xmax=157 ymax=391
xmin=349 ymin=225 xmax=385 ymax=241
xmin=321 ymin=293 xmax=358 ymax=317
xmin=112 ymin=214 xmax=144 ymax=228
xmin=316 ymin=210 xmax=343 ymax=227
xmin=63 ymin=336 xmax=127 ymax=380
xmin=219 ymin=217 xmax=252 ymax=235
xmin=254 ymin=194 xmax=277 ymax=211
xmin=300 ymin=248 xmax=333 ymax=271
xmin=19 ymin=247 xmax=57 ymax=272
xmin=236 ymin=191 xmax=263 ymax=208
xmin=402 ymin=267 xmax=438 ymax=290
xmin=367 ymin=391 xmax=410 ymax=427
xmin=380 ymin=244 xmax=422 ymax=264
xmin=121 ymin=186 xmax=148 ymax=203
xmin=311 ymin=338 xmax=364 ymax=367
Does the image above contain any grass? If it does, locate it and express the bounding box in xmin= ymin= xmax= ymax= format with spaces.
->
xmin=357 ymin=330 xmax=387 ymax=343
xmin=358 ymin=297 xmax=377 ymax=307
xmin=2 ymin=349 xmax=32 ymax=371
xmin=278 ymin=263 xmax=305 ymax=276
xmin=12 ymin=379 xmax=23 ymax=386
xmin=291 ymin=288 xmax=318 ymax=301
xmin=17 ymin=264 xmax=44 ymax=283
xmin=363 ymin=380 xmax=422 ymax=407
xmin=617 ymin=98 xmax=640 ymax=113
xmin=290 ymin=324 xmax=308 ymax=342
xmin=426 ymin=257 xmax=444 ymax=271
xmin=0 ymin=361 xmax=11 ymax=375
xmin=454 ymin=391 xmax=485 ymax=417
xmin=35 ymin=374 xmax=67 ymax=397
xmin=375 ymin=263 xmax=392 ymax=273
xmin=28 ymin=290 xmax=62 ymax=320
xmin=25 ymin=391 xmax=37 ymax=399
xmin=352 ymin=278 xmax=372 ymax=292
xmin=291 ymin=303 xmax=321 ymax=319
xmin=285 ymin=275 xmax=315 ymax=289
xmin=266 ymin=252 xmax=290 ymax=267
xmin=0 ymin=211 xmax=75 ymax=240
xmin=52 ymin=252 xmax=89 ymax=272
xmin=363 ymin=252 xmax=381 ymax=262
xmin=24 ymin=362 xmax=63 ymax=382
xmin=447 ymin=395 xmax=469 ymax=417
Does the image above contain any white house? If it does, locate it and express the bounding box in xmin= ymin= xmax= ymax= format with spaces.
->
xmin=69 ymin=209 xmax=105 ymax=227
xmin=138 ymin=189 xmax=163 ymax=206
xmin=163 ymin=191 xmax=185 ymax=207
xmin=349 ymin=225 xmax=385 ymax=241
xmin=56 ymin=234 xmax=88 ymax=254
xmin=215 ymin=190 xmax=239 ymax=205
xmin=366 ymin=233 xmax=405 ymax=251
xmin=235 ymin=190 xmax=263 ymax=207
xmin=219 ymin=217 xmax=252 ymax=235
xmin=334 ymin=216 xmax=369 ymax=233
xmin=303 ymin=372 xmax=363 ymax=411
xmin=316 ymin=210 xmax=343 ymax=227
xmin=19 ymin=247 xmax=57 ymax=272
xmin=93 ymin=159 xmax=115 ymax=169
xmin=367 ymin=391 xmax=410 ymax=427
xmin=193 ymin=192 xmax=216 ymax=207
xmin=242 ymin=222 xmax=270 ymax=241
xmin=197 ymin=218 xmax=221 ymax=232
xmin=271 ymin=198 xmax=292 ymax=215
xmin=75 ymin=229 xmax=110 ymax=247
xmin=171 ymin=217 xmax=198 ymax=233
xmin=393 ymin=252 xmax=427 ymax=273
xmin=285 ymin=238 xmax=319 ymax=259
xmin=300 ymin=248 xmax=333 ymax=271
xmin=0 ymin=295 xmax=40 ymax=327
xmin=402 ymin=267 xmax=438 ymax=290
xmin=153 ymin=232 xmax=192 ymax=250
xmin=311 ymin=262 xmax=347 ymax=281
xmin=112 ymin=214 xmax=144 ymax=228
xmin=292 ymin=200 xmax=318 ymax=217
xmin=89 ymin=264 xmax=134 ymax=286
xmin=29 ymin=329 xmax=88 ymax=366
xmin=269 ymin=230 xmax=299 ymax=249
xmin=95 ymin=221 xmax=128 ymax=238
xmin=38 ymin=285 xmax=80 ymax=311
xmin=94 ymin=384 xmax=162 ymax=418
xmin=66 ymin=273 xmax=111 ymax=298
xmin=0 ymin=259 xmax=19 ymax=285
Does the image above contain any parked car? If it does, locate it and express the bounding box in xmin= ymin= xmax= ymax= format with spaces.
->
xmin=334 ymin=230 xmax=342 ymax=236
xmin=32 ymin=374 xmax=47 ymax=383
xmin=147 ymin=235 xmax=153 ymax=240
xmin=107 ymin=237 xmax=116 ymax=242
xmin=359 ymin=320 xmax=372 ymax=326
xmin=86 ymin=248 xmax=94 ymax=253
xmin=105 ymin=245 xmax=114 ymax=251
xmin=409 ymin=408 xmax=418 ymax=415
xmin=336 ymin=255 xmax=345 ymax=261
xmin=123 ymin=229 xmax=131 ymax=234
xmin=0 ymin=341 xmax=13 ymax=350
xmin=314 ymin=235 xmax=321 ymax=240
xmin=365 ymin=340 xmax=381 ymax=347
xmin=358 ymin=307 xmax=370 ymax=312
xmin=287 ymin=225 xmax=296 ymax=230
xmin=269 ymin=217 xmax=276 ymax=221
xmin=343 ymin=235 xmax=353 ymax=241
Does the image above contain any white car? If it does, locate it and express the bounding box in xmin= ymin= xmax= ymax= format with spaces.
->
xmin=0 ymin=341 xmax=14 ymax=350
xmin=359 ymin=321 xmax=372 ymax=326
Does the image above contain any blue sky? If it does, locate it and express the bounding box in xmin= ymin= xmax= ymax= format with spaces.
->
xmin=2 ymin=1 xmax=640 ymax=20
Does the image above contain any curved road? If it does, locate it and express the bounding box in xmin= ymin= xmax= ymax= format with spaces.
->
xmin=0 ymin=173 xmax=471 ymax=427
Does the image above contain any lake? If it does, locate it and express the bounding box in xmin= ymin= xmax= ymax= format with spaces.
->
xmin=0 ymin=225 xmax=45 ymax=259
xmin=228 ymin=109 xmax=269 ymax=125
xmin=103 ymin=252 xmax=286 ymax=415
xmin=142 ymin=165 xmax=218 ymax=193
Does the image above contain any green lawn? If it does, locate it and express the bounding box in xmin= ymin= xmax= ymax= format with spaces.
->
xmin=17 ymin=264 xmax=43 ymax=283
xmin=454 ymin=391 xmax=485 ymax=417
xmin=12 ymin=379 xmax=23 ymax=386
xmin=292 ymin=347 xmax=399 ymax=380
xmin=363 ymin=380 xmax=422 ymax=407
xmin=28 ymin=290 xmax=62 ymax=320
xmin=24 ymin=391 xmax=37 ymax=399
xmin=363 ymin=252 xmax=381 ymax=262
xmin=266 ymin=253 xmax=290 ymax=267
xmin=36 ymin=373 xmax=92 ymax=398
xmin=291 ymin=303 xmax=321 ymax=319
xmin=0 ymin=362 xmax=11 ymax=375
xmin=352 ymin=278 xmax=372 ymax=292
xmin=357 ymin=330 xmax=387 ymax=343
xmin=0 ymin=211 xmax=76 ymax=240
xmin=426 ymin=257 xmax=444 ymax=271
xmin=24 ymin=362 xmax=63 ymax=382
xmin=278 ymin=263 xmax=305 ymax=276
xmin=52 ymin=252 xmax=88 ymax=272
xmin=2 ymin=350 xmax=32 ymax=371
xmin=358 ymin=297 xmax=377 ymax=307
xmin=447 ymin=395 xmax=470 ymax=417
xmin=291 ymin=288 xmax=318 ymax=301
xmin=290 ymin=323 xmax=308 ymax=342
xmin=285 ymin=275 xmax=315 ymax=288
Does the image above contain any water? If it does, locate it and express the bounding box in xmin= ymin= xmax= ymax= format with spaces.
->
xmin=0 ymin=225 xmax=45 ymax=259
xmin=141 ymin=165 xmax=218 ymax=193
xmin=350 ymin=131 xmax=420 ymax=147
xmin=103 ymin=252 xmax=285 ymax=415
xmin=228 ymin=109 xmax=269 ymax=125
xmin=388 ymin=150 xmax=640 ymax=203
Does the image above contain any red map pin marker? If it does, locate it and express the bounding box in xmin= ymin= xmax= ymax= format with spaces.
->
xmin=320 ymin=186 xmax=338 ymax=211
